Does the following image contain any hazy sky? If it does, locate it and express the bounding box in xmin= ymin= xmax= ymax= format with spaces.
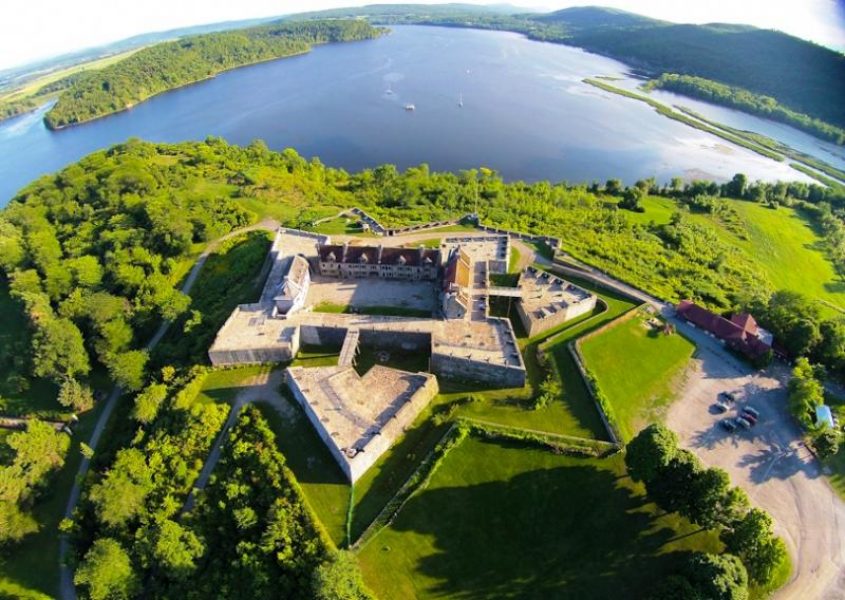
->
xmin=2 ymin=0 xmax=843 ymax=71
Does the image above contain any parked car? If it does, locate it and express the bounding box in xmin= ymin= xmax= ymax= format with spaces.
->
xmin=713 ymin=401 xmax=729 ymax=413
xmin=720 ymin=419 xmax=737 ymax=432
xmin=743 ymin=406 xmax=760 ymax=419
xmin=735 ymin=416 xmax=752 ymax=429
xmin=742 ymin=413 xmax=758 ymax=426
xmin=720 ymin=391 xmax=737 ymax=403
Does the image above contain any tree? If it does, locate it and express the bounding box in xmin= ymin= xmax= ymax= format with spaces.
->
xmin=534 ymin=375 xmax=561 ymax=410
xmin=75 ymin=538 xmax=139 ymax=600
xmin=57 ymin=378 xmax=95 ymax=412
xmin=135 ymin=519 xmax=204 ymax=580
xmin=132 ymin=383 xmax=168 ymax=424
xmin=106 ymin=350 xmax=149 ymax=392
xmin=647 ymin=449 xmax=702 ymax=515
xmin=312 ymin=551 xmax=374 ymax=600
xmin=812 ymin=429 xmax=841 ymax=459
xmin=7 ymin=419 xmax=70 ymax=486
xmin=787 ymin=357 xmax=824 ymax=426
xmin=605 ymin=178 xmax=623 ymax=195
xmin=726 ymin=173 xmax=747 ymax=198
xmin=646 ymin=574 xmax=698 ymax=600
xmin=0 ymin=501 xmax=38 ymax=545
xmin=722 ymin=508 xmax=788 ymax=585
xmin=686 ymin=467 xmax=733 ymax=528
xmin=32 ymin=317 xmax=90 ymax=382
xmin=625 ymin=423 xmax=679 ymax=483
xmin=89 ymin=448 xmax=154 ymax=528
xmin=683 ymin=552 xmax=749 ymax=600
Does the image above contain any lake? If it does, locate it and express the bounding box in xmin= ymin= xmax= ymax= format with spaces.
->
xmin=0 ymin=25 xmax=832 ymax=207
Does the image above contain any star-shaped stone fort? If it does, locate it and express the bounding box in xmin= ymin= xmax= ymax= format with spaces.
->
xmin=208 ymin=226 xmax=596 ymax=481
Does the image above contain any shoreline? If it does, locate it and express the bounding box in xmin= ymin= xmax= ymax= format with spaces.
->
xmin=44 ymin=32 xmax=385 ymax=131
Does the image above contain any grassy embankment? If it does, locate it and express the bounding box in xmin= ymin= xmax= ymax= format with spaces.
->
xmin=357 ymin=435 xmax=721 ymax=599
xmin=579 ymin=310 xmax=696 ymax=442
xmin=584 ymin=78 xmax=845 ymax=187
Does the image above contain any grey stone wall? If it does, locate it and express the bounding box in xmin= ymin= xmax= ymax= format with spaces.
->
xmin=430 ymin=352 xmax=526 ymax=388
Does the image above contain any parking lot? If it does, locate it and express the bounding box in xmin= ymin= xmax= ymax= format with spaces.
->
xmin=666 ymin=345 xmax=845 ymax=599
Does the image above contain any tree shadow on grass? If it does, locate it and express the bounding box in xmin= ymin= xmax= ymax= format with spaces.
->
xmin=383 ymin=443 xmax=703 ymax=599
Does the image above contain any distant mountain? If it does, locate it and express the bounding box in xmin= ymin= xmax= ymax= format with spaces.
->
xmin=566 ymin=21 xmax=845 ymax=127
xmin=285 ymin=3 xmax=531 ymax=20
xmin=533 ymin=6 xmax=664 ymax=31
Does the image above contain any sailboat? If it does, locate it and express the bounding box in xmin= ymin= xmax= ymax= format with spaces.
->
xmin=458 ymin=92 xmax=463 ymax=108
xmin=386 ymin=82 xmax=393 ymax=95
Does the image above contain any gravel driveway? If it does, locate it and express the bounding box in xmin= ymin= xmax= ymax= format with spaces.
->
xmin=667 ymin=347 xmax=845 ymax=599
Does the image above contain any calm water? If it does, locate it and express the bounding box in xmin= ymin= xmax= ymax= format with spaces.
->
xmin=0 ymin=25 xmax=825 ymax=206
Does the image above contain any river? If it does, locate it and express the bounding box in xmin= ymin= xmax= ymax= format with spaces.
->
xmin=0 ymin=25 xmax=831 ymax=207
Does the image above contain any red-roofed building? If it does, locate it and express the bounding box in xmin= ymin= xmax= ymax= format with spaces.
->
xmin=676 ymin=300 xmax=773 ymax=361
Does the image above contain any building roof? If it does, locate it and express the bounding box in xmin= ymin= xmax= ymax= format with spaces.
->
xmin=676 ymin=300 xmax=771 ymax=359
xmin=730 ymin=313 xmax=759 ymax=335
xmin=318 ymin=244 xmax=344 ymax=262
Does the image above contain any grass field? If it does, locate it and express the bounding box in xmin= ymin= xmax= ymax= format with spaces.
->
xmin=631 ymin=195 xmax=845 ymax=313
xmin=312 ymin=301 xmax=432 ymax=318
xmin=579 ymin=311 xmax=696 ymax=441
xmin=718 ymin=201 xmax=845 ymax=312
xmin=357 ymin=435 xmax=721 ymax=599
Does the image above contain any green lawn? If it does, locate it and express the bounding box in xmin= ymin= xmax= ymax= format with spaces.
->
xmin=357 ymin=435 xmax=721 ymax=600
xmin=721 ymin=201 xmax=845 ymax=313
xmin=628 ymin=195 xmax=682 ymax=226
xmin=312 ymin=301 xmax=432 ymax=318
xmin=579 ymin=311 xmax=695 ymax=442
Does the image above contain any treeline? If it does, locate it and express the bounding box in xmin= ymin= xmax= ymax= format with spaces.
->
xmin=787 ymin=359 xmax=841 ymax=459
xmin=647 ymin=74 xmax=845 ymax=145
xmin=45 ymin=20 xmax=383 ymax=129
xmin=627 ymin=424 xmax=788 ymax=598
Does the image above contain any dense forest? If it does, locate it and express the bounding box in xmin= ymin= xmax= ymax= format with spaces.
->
xmin=44 ymin=20 xmax=383 ymax=129
xmin=645 ymin=74 xmax=845 ymax=145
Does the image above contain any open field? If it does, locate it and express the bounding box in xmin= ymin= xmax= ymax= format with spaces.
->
xmin=579 ymin=310 xmax=695 ymax=441
xmin=357 ymin=435 xmax=721 ymax=599
xmin=630 ymin=195 xmax=845 ymax=313
xmin=0 ymin=48 xmax=145 ymax=103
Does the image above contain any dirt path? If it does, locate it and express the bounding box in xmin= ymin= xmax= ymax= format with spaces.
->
xmin=181 ymin=368 xmax=292 ymax=513
xmin=59 ymin=219 xmax=279 ymax=600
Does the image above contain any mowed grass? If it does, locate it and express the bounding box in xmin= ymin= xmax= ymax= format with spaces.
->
xmin=723 ymin=201 xmax=845 ymax=312
xmin=579 ymin=312 xmax=695 ymax=442
xmin=357 ymin=435 xmax=721 ymax=600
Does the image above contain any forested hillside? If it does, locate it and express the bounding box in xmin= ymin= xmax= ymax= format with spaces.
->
xmin=563 ymin=16 xmax=845 ymax=128
xmin=44 ymin=20 xmax=383 ymax=129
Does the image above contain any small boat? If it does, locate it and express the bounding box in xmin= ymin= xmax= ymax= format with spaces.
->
xmin=458 ymin=92 xmax=463 ymax=107
xmin=404 ymin=104 xmax=415 ymax=111
xmin=386 ymin=83 xmax=393 ymax=95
